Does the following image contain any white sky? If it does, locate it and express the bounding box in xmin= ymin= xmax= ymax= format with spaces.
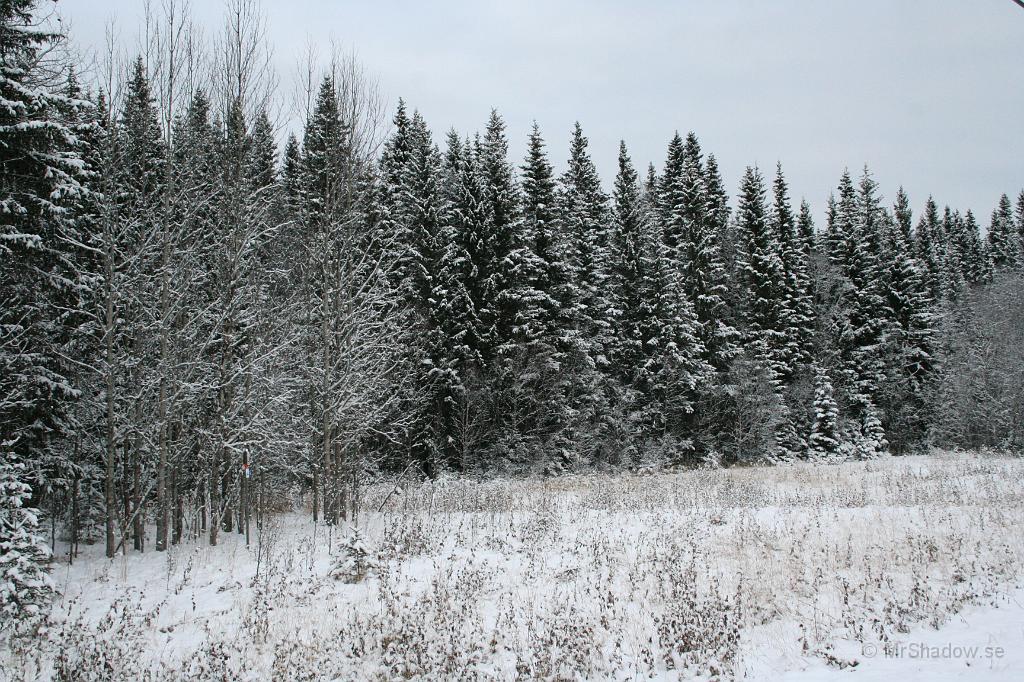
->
xmin=58 ymin=0 xmax=1024 ymax=225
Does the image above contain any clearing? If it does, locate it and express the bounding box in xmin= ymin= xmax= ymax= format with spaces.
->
xmin=4 ymin=452 xmax=1024 ymax=680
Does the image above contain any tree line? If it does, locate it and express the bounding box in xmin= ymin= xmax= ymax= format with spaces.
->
xmin=2 ymin=0 xmax=1023 ymax=624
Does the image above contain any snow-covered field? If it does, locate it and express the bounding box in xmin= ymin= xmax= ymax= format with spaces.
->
xmin=4 ymin=452 xmax=1024 ymax=680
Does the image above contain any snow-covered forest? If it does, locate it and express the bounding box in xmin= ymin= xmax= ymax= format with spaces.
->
xmin=2 ymin=0 xmax=1024 ymax=677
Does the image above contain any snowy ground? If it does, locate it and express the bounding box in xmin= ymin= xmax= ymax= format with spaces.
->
xmin=4 ymin=452 xmax=1024 ymax=680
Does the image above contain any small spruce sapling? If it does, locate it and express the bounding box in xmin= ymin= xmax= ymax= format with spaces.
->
xmin=331 ymin=526 xmax=375 ymax=583
xmin=0 ymin=455 xmax=55 ymax=627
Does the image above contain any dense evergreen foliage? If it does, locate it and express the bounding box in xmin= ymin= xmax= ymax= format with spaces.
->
xmin=1 ymin=0 xmax=1022 ymax=627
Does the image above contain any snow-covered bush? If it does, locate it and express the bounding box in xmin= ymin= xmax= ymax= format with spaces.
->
xmin=330 ymin=526 xmax=375 ymax=583
xmin=0 ymin=455 xmax=54 ymax=628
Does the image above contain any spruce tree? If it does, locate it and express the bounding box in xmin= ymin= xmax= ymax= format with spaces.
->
xmin=477 ymin=111 xmax=557 ymax=466
xmin=915 ymin=197 xmax=945 ymax=300
xmin=1 ymin=0 xmax=87 ymax=613
xmin=734 ymin=166 xmax=787 ymax=373
xmin=825 ymin=175 xmax=856 ymax=265
xmin=643 ymin=163 xmax=659 ymax=218
xmin=1017 ymin=190 xmax=1024 ymax=246
xmin=554 ymin=122 xmax=616 ymax=462
xmin=733 ymin=166 xmax=798 ymax=457
xmin=960 ymin=210 xmax=990 ymax=285
xmin=839 ymin=169 xmax=891 ymax=456
xmin=664 ymin=133 xmax=736 ymax=372
xmin=478 ymin=110 xmax=526 ymax=363
xmin=435 ymin=132 xmax=490 ymax=470
xmin=880 ymin=200 xmax=934 ymax=452
xmin=511 ymin=124 xmax=581 ymax=468
xmin=657 ymin=133 xmax=688 ymax=273
xmin=560 ymin=122 xmax=612 ymax=370
xmin=893 ymin=186 xmax=913 ymax=244
xmin=247 ymin=109 xmax=278 ymax=205
xmin=0 ymin=458 xmax=53 ymax=624
xmin=988 ymin=193 xmax=1021 ymax=270
xmin=295 ymin=77 xmax=402 ymax=511
xmin=641 ymin=236 xmax=713 ymax=457
xmin=806 ymin=366 xmax=840 ymax=460
xmin=608 ymin=141 xmax=649 ymax=387
xmin=281 ymin=133 xmax=302 ymax=209
xmin=397 ymin=112 xmax=449 ymax=474
xmin=704 ymin=153 xmax=731 ymax=248
xmin=377 ymin=100 xmax=415 ymax=295
xmin=797 ymin=200 xmax=817 ymax=260
xmin=443 ymin=132 xmax=490 ymax=368
xmin=519 ymin=123 xmax=571 ymax=353
xmin=771 ymin=163 xmax=815 ymax=375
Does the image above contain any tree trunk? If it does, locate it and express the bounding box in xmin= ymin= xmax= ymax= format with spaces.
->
xmin=132 ymin=447 xmax=143 ymax=552
xmin=312 ymin=464 xmax=319 ymax=523
xmin=242 ymin=451 xmax=250 ymax=546
xmin=104 ymin=285 xmax=117 ymax=558
xmin=223 ymin=462 xmax=233 ymax=534
xmin=258 ymin=466 xmax=265 ymax=532
xmin=172 ymin=463 xmax=182 ymax=545
xmin=336 ymin=442 xmax=347 ymax=523
xmin=122 ymin=441 xmax=131 ymax=551
xmin=209 ymin=449 xmax=219 ymax=546
xmin=70 ymin=456 xmax=80 ymax=563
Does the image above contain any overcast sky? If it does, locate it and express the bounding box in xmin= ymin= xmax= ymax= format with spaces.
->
xmin=58 ymin=0 xmax=1024 ymax=224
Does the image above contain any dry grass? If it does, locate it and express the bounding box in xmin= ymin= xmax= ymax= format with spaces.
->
xmin=5 ymin=451 xmax=1024 ymax=680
